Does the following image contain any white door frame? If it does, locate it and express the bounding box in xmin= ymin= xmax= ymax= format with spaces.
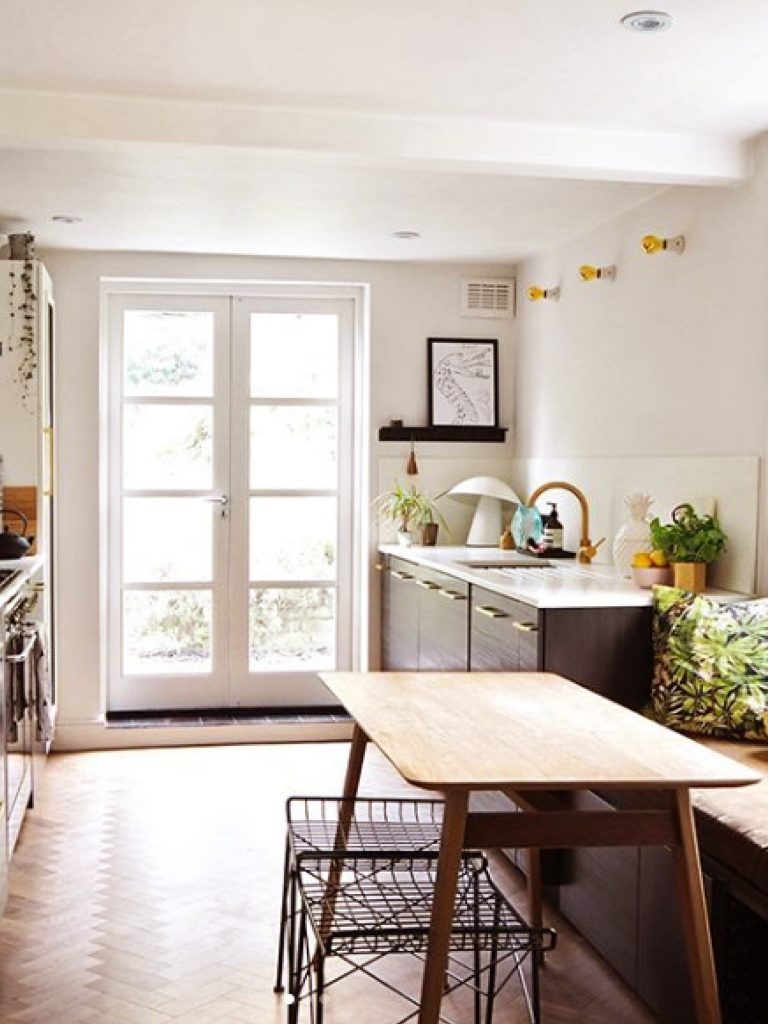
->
xmin=101 ymin=279 xmax=369 ymax=713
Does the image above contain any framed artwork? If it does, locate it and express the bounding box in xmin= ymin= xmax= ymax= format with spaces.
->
xmin=427 ymin=338 xmax=499 ymax=428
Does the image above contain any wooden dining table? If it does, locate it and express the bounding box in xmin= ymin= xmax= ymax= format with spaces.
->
xmin=319 ymin=671 xmax=760 ymax=1024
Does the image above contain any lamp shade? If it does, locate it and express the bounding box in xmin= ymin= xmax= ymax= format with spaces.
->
xmin=444 ymin=476 xmax=521 ymax=546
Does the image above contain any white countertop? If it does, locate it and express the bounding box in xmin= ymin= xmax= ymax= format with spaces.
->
xmin=379 ymin=544 xmax=740 ymax=609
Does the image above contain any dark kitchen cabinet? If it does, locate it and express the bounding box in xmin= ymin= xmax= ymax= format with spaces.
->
xmin=469 ymin=587 xmax=541 ymax=671
xmin=636 ymin=845 xmax=697 ymax=1023
xmin=380 ymin=556 xmax=469 ymax=671
xmin=380 ymin=558 xmax=420 ymax=670
xmin=557 ymin=791 xmax=641 ymax=988
xmin=469 ymin=586 xmax=652 ymax=710
xmin=415 ymin=566 xmax=468 ymax=671
xmin=378 ymin=551 xmax=720 ymax=1024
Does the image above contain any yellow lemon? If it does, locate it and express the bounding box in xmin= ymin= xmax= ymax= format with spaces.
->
xmin=632 ymin=552 xmax=653 ymax=569
xmin=650 ymin=549 xmax=669 ymax=568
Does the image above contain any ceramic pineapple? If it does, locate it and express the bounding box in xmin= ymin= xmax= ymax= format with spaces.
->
xmin=613 ymin=493 xmax=653 ymax=578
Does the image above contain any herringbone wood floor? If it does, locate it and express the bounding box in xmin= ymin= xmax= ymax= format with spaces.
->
xmin=0 ymin=742 xmax=657 ymax=1023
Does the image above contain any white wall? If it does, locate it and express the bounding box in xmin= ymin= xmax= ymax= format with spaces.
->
xmin=41 ymin=249 xmax=515 ymax=742
xmin=514 ymin=135 xmax=768 ymax=591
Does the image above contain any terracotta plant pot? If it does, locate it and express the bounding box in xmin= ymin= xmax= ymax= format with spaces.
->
xmin=420 ymin=522 xmax=439 ymax=546
xmin=673 ymin=562 xmax=706 ymax=593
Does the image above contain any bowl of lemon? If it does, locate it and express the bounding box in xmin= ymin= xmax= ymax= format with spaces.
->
xmin=630 ymin=550 xmax=673 ymax=588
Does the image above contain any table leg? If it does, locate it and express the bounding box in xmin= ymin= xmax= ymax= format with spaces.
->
xmin=671 ymin=788 xmax=722 ymax=1024
xmin=526 ymin=849 xmax=543 ymax=931
xmin=318 ymin=725 xmax=370 ymax=944
xmin=418 ymin=790 xmax=469 ymax=1024
xmin=503 ymin=790 xmax=544 ymax=935
xmin=340 ymin=723 xmax=369 ymax=803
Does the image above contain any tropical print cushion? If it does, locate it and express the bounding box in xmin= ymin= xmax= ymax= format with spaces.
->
xmin=651 ymin=585 xmax=768 ymax=741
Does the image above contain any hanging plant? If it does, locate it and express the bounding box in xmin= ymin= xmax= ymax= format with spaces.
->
xmin=3 ymin=234 xmax=38 ymax=408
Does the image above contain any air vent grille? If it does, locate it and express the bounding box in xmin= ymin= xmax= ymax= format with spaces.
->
xmin=460 ymin=278 xmax=515 ymax=318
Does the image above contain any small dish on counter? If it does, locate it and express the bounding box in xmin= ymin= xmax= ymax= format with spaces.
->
xmin=631 ymin=566 xmax=673 ymax=589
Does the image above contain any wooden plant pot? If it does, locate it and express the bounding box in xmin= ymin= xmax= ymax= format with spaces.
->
xmin=420 ymin=522 xmax=439 ymax=546
xmin=672 ymin=562 xmax=706 ymax=593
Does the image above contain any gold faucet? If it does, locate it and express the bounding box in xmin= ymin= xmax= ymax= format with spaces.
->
xmin=527 ymin=480 xmax=604 ymax=564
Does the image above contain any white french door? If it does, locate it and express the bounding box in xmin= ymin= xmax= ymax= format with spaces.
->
xmin=107 ymin=290 xmax=358 ymax=711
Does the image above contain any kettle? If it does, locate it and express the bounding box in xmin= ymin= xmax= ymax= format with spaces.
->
xmin=0 ymin=509 xmax=34 ymax=559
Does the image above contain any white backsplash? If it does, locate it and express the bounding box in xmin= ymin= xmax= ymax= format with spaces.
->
xmin=511 ymin=454 xmax=759 ymax=596
xmin=376 ymin=452 xmax=760 ymax=595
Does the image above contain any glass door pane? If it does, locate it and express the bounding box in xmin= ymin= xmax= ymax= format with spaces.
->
xmin=108 ymin=296 xmax=231 ymax=711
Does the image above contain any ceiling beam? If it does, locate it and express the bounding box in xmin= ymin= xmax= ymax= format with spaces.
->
xmin=0 ymin=86 xmax=752 ymax=186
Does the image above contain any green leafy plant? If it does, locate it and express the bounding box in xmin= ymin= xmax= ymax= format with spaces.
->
xmin=374 ymin=482 xmax=446 ymax=533
xmin=649 ymin=503 xmax=727 ymax=564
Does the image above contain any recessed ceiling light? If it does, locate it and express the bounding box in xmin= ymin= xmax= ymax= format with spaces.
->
xmin=621 ymin=10 xmax=672 ymax=32
xmin=51 ymin=214 xmax=82 ymax=224
xmin=392 ymin=230 xmax=420 ymax=240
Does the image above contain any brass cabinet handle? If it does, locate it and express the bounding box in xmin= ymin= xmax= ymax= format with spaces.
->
xmin=414 ymin=579 xmax=438 ymax=590
xmin=476 ymin=605 xmax=509 ymax=619
xmin=438 ymin=589 xmax=467 ymax=601
xmin=511 ymin=620 xmax=539 ymax=633
xmin=390 ymin=570 xmax=414 ymax=581
xmin=374 ymin=563 xmax=385 ymax=572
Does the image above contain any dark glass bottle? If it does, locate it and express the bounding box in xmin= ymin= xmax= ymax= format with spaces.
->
xmin=543 ymin=502 xmax=564 ymax=552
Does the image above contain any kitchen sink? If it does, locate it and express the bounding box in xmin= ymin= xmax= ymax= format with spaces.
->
xmin=458 ymin=558 xmax=549 ymax=569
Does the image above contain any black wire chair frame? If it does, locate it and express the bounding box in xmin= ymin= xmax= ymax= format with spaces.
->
xmin=275 ymin=797 xmax=458 ymax=995
xmin=287 ymin=853 xmax=556 ymax=1024
xmin=286 ymin=851 xmax=557 ymax=1024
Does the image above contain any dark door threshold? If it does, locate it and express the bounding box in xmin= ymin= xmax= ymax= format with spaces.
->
xmin=106 ymin=706 xmax=351 ymax=729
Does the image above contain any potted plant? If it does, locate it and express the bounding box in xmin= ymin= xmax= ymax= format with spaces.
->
xmin=649 ymin=503 xmax=727 ymax=593
xmin=411 ymin=491 xmax=448 ymax=547
xmin=375 ymin=483 xmax=446 ymax=547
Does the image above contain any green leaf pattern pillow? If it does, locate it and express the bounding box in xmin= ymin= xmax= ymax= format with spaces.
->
xmin=652 ymin=585 xmax=768 ymax=741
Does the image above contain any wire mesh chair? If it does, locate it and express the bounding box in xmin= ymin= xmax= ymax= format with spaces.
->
xmin=288 ymin=852 xmax=556 ymax=1024
xmin=275 ymin=797 xmax=454 ymax=995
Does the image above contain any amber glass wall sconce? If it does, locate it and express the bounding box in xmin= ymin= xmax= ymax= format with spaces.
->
xmin=641 ymin=233 xmax=686 ymax=255
xmin=579 ymin=264 xmax=616 ymax=282
xmin=527 ymin=285 xmax=560 ymax=301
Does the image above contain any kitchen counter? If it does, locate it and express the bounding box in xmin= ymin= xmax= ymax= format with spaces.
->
xmin=379 ymin=544 xmax=739 ymax=609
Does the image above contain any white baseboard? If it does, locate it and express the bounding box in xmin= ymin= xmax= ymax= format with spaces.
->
xmin=53 ymin=719 xmax=354 ymax=752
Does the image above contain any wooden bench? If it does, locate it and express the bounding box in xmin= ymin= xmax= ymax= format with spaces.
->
xmin=692 ymin=739 xmax=768 ymax=1024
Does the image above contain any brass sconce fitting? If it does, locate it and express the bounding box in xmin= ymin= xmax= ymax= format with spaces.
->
xmin=579 ymin=264 xmax=616 ymax=282
xmin=527 ymin=285 xmax=560 ymax=301
xmin=641 ymin=233 xmax=686 ymax=255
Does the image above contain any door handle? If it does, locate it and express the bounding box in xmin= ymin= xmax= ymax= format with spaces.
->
xmin=390 ymin=570 xmax=413 ymax=581
xmin=414 ymin=579 xmax=438 ymax=590
xmin=202 ymin=494 xmax=229 ymax=517
xmin=438 ymin=589 xmax=467 ymax=601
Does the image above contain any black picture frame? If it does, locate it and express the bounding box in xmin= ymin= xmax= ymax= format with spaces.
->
xmin=427 ymin=338 xmax=499 ymax=428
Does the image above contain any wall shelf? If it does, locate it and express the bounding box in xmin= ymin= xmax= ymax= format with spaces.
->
xmin=378 ymin=425 xmax=508 ymax=443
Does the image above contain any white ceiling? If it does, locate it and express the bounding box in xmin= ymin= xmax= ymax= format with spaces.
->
xmin=0 ymin=0 xmax=766 ymax=261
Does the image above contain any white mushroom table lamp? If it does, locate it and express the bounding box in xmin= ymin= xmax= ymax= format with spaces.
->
xmin=442 ymin=476 xmax=521 ymax=547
